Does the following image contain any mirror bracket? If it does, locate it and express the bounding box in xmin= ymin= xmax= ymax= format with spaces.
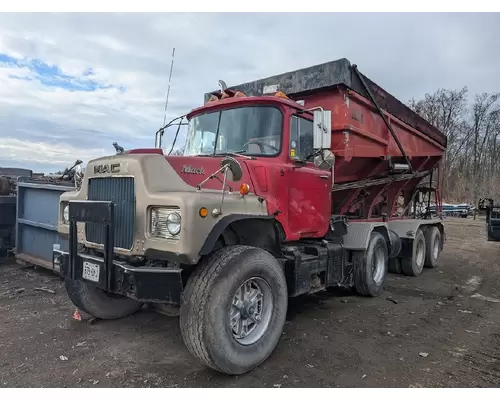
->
xmin=293 ymin=159 xmax=306 ymax=168
xmin=196 ymin=156 xmax=244 ymax=218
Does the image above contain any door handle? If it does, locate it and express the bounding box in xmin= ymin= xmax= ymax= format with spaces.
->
xmin=319 ymin=175 xmax=329 ymax=179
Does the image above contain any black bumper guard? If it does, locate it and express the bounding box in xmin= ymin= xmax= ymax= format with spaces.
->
xmin=54 ymin=200 xmax=183 ymax=305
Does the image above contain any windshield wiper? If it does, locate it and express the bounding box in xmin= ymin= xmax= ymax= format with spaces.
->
xmin=191 ymin=151 xmax=255 ymax=160
xmin=216 ymin=151 xmax=255 ymax=160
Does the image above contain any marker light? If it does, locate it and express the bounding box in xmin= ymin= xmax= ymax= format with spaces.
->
xmin=199 ymin=207 xmax=208 ymax=218
xmin=275 ymin=91 xmax=290 ymax=99
xmin=240 ymin=183 xmax=250 ymax=196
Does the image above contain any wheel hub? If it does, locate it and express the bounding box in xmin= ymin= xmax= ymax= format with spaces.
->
xmin=230 ymin=277 xmax=273 ymax=345
xmin=432 ymin=236 xmax=439 ymax=259
xmin=239 ymin=300 xmax=258 ymax=319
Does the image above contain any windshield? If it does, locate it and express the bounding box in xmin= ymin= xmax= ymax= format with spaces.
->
xmin=184 ymin=106 xmax=283 ymax=156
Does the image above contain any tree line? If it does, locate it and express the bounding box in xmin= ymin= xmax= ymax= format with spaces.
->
xmin=408 ymin=87 xmax=500 ymax=204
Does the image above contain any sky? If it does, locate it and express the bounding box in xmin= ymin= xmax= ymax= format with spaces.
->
xmin=0 ymin=12 xmax=499 ymax=172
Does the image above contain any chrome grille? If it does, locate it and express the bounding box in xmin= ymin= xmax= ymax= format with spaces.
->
xmin=85 ymin=177 xmax=135 ymax=249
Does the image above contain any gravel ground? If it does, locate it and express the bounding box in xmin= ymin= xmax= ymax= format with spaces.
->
xmin=1 ymin=218 xmax=500 ymax=388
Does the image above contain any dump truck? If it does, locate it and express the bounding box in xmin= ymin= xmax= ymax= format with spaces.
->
xmin=53 ymin=58 xmax=446 ymax=375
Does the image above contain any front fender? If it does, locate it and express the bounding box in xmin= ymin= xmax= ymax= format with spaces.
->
xmin=199 ymin=214 xmax=280 ymax=256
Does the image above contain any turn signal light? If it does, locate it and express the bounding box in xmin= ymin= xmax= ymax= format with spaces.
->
xmin=199 ymin=207 xmax=208 ymax=218
xmin=239 ymin=183 xmax=250 ymax=196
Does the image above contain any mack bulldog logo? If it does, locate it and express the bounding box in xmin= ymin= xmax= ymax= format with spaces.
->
xmin=93 ymin=163 xmax=120 ymax=174
xmin=181 ymin=165 xmax=205 ymax=175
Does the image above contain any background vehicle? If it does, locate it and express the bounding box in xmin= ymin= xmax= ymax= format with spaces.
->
xmin=53 ymin=58 xmax=446 ymax=375
xmin=478 ymin=197 xmax=500 ymax=241
xmin=427 ymin=202 xmax=472 ymax=218
xmin=0 ymin=167 xmax=32 ymax=256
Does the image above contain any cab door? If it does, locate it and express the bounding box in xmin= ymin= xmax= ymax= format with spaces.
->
xmin=287 ymin=114 xmax=332 ymax=238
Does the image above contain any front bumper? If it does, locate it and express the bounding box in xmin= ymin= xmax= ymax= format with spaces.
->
xmin=54 ymin=200 xmax=184 ymax=305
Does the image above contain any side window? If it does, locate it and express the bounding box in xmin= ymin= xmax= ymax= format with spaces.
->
xmin=290 ymin=115 xmax=314 ymax=161
xmin=185 ymin=111 xmax=219 ymax=156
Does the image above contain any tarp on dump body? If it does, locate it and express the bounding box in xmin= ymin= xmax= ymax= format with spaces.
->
xmin=204 ymin=58 xmax=447 ymax=148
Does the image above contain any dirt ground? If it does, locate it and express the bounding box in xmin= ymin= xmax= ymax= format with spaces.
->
xmin=1 ymin=218 xmax=500 ymax=388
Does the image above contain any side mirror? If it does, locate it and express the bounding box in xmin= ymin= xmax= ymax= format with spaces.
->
xmin=313 ymin=109 xmax=331 ymax=150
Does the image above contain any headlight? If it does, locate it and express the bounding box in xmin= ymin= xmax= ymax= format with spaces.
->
xmin=62 ymin=204 xmax=69 ymax=224
xmin=151 ymin=208 xmax=181 ymax=239
xmin=166 ymin=212 xmax=181 ymax=235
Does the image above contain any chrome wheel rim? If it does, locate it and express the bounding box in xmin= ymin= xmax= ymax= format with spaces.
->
xmin=230 ymin=277 xmax=273 ymax=345
xmin=372 ymin=246 xmax=386 ymax=284
xmin=416 ymin=239 xmax=425 ymax=268
xmin=432 ymin=236 xmax=440 ymax=260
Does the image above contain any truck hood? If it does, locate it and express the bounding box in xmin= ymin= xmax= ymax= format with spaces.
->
xmin=82 ymin=153 xmax=256 ymax=194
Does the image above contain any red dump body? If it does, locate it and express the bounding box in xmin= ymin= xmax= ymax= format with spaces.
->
xmin=203 ymin=58 xmax=446 ymax=183
xmin=296 ymin=84 xmax=446 ymax=219
xmin=298 ymin=86 xmax=445 ymax=182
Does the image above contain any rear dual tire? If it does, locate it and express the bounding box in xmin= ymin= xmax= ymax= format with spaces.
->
xmin=424 ymin=226 xmax=441 ymax=268
xmin=354 ymin=232 xmax=389 ymax=297
xmin=388 ymin=258 xmax=402 ymax=274
xmin=401 ymin=229 xmax=426 ymax=277
xmin=401 ymin=226 xmax=442 ymax=276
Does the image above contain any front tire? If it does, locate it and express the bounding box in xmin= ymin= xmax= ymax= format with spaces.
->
xmin=179 ymin=245 xmax=288 ymax=375
xmin=64 ymin=278 xmax=142 ymax=320
xmin=353 ymin=231 xmax=389 ymax=297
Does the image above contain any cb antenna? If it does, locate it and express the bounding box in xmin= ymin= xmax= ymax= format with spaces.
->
xmin=159 ymin=47 xmax=176 ymax=148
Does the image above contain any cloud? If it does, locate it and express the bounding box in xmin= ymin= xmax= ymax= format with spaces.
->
xmin=0 ymin=137 xmax=109 ymax=173
xmin=1 ymin=53 xmax=119 ymax=91
xmin=0 ymin=12 xmax=499 ymax=172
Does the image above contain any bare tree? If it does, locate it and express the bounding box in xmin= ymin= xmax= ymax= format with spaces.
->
xmin=409 ymin=88 xmax=500 ymax=204
xmin=409 ymin=87 xmax=468 ymax=197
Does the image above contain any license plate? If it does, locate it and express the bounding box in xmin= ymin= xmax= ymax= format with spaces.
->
xmin=82 ymin=261 xmax=100 ymax=283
